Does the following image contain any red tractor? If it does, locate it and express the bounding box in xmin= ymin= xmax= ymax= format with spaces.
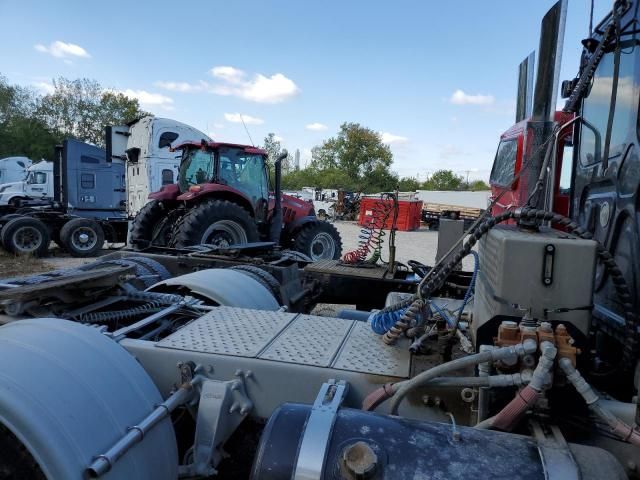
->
xmin=129 ymin=141 xmax=342 ymax=260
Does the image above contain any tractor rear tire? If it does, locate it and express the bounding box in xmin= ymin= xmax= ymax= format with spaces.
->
xmin=59 ymin=218 xmax=105 ymax=257
xmin=1 ymin=217 xmax=50 ymax=257
xmin=293 ymin=221 xmax=342 ymax=261
xmin=129 ymin=200 xmax=176 ymax=248
xmin=173 ymin=200 xmax=259 ymax=249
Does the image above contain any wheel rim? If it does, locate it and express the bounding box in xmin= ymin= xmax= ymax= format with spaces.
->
xmin=309 ymin=232 xmax=336 ymax=260
xmin=201 ymin=220 xmax=248 ymax=247
xmin=70 ymin=226 xmax=98 ymax=251
xmin=12 ymin=226 xmax=43 ymax=253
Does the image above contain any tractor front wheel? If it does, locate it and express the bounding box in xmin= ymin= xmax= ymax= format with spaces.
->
xmin=292 ymin=221 xmax=342 ymax=261
xmin=173 ymin=200 xmax=259 ymax=249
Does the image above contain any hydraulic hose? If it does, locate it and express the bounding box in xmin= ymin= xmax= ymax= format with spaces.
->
xmin=559 ymin=358 xmax=640 ymax=446
xmin=489 ymin=342 xmax=557 ymax=431
xmin=384 ymin=339 xmax=537 ymax=415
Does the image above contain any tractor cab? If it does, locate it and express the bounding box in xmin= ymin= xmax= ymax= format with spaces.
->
xmin=176 ymin=142 xmax=270 ymax=223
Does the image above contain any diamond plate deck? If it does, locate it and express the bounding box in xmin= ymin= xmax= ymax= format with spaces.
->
xmin=332 ymin=321 xmax=410 ymax=377
xmin=156 ymin=307 xmax=296 ymax=357
xmin=156 ymin=307 xmax=410 ymax=378
xmin=260 ymin=315 xmax=354 ymax=367
xmin=303 ymin=260 xmax=389 ymax=279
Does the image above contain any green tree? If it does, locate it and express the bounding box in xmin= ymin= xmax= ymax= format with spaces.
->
xmin=422 ymin=170 xmax=464 ymax=190
xmin=469 ymin=179 xmax=490 ymax=191
xmin=398 ymin=176 xmax=420 ymax=192
xmin=36 ymin=77 xmax=145 ymax=146
xmin=0 ymin=75 xmax=59 ymax=159
xmin=310 ymin=122 xmax=398 ymax=192
xmin=311 ymin=122 xmax=393 ymax=190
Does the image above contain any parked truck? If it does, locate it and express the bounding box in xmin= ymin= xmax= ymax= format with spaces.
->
xmin=0 ymin=156 xmax=31 ymax=185
xmin=0 ymin=2 xmax=640 ymax=479
xmin=0 ymin=161 xmax=53 ymax=209
xmin=0 ymin=139 xmax=128 ymax=257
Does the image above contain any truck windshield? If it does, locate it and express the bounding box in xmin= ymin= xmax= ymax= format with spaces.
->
xmin=218 ymin=147 xmax=268 ymax=202
xmin=179 ymin=149 xmax=214 ymax=191
xmin=490 ymin=139 xmax=518 ymax=188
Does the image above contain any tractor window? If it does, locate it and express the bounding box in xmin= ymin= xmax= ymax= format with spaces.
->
xmin=580 ymin=43 xmax=639 ymax=166
xmin=158 ymin=132 xmax=179 ymax=149
xmin=490 ymin=139 xmax=518 ymax=188
xmin=218 ymin=148 xmax=268 ymax=202
xmin=161 ymin=169 xmax=174 ymax=185
xmin=178 ymin=149 xmax=214 ymax=191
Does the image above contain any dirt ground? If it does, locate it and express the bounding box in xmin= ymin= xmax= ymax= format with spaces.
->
xmin=0 ymin=221 xmax=473 ymax=279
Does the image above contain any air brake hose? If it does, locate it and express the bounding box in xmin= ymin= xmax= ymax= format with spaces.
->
xmin=376 ymin=207 xmax=638 ymax=373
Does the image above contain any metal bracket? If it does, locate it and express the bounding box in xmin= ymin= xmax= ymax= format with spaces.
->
xmin=293 ymin=379 xmax=349 ymax=480
xmin=178 ymin=370 xmax=253 ymax=478
xmin=531 ymin=420 xmax=580 ymax=480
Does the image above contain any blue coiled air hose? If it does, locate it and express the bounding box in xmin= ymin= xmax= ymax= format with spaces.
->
xmin=369 ymin=249 xmax=479 ymax=335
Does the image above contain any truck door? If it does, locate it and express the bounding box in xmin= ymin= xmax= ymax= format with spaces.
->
xmin=25 ymin=169 xmax=49 ymax=199
xmin=572 ymin=29 xmax=640 ymax=337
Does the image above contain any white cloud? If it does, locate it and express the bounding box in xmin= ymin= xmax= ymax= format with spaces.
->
xmin=32 ymin=81 xmax=55 ymax=95
xmin=273 ymin=135 xmax=284 ymax=142
xmin=210 ymin=66 xmax=246 ymax=84
xmin=154 ymin=80 xmax=208 ymax=92
xmin=34 ymin=41 xmax=91 ymax=59
xmin=210 ymin=66 xmax=299 ymax=104
xmin=121 ymin=89 xmax=174 ymax=111
xmin=224 ymin=113 xmax=264 ymax=125
xmin=305 ymin=122 xmax=328 ymax=131
xmin=450 ymin=89 xmax=495 ymax=106
xmin=381 ymin=132 xmax=408 ymax=144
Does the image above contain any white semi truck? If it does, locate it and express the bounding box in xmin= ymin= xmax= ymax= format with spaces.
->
xmin=106 ymin=116 xmax=210 ymax=215
xmin=0 ymin=156 xmax=32 ymax=185
xmin=0 ymin=161 xmax=53 ymax=208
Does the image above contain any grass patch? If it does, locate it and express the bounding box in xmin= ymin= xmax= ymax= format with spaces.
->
xmin=0 ymin=251 xmax=52 ymax=278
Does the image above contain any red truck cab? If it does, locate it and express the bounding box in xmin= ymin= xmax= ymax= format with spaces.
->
xmin=489 ymin=111 xmax=574 ymax=218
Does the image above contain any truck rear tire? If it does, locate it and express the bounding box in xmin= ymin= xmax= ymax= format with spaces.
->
xmin=173 ymin=200 xmax=259 ymax=248
xmin=292 ymin=221 xmax=342 ymax=261
xmin=59 ymin=218 xmax=105 ymax=257
xmin=129 ymin=200 xmax=176 ymax=248
xmin=0 ymin=217 xmax=50 ymax=257
xmin=0 ymin=423 xmax=45 ymax=480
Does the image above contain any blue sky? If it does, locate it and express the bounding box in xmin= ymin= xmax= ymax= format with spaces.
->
xmin=0 ymin=0 xmax=610 ymax=181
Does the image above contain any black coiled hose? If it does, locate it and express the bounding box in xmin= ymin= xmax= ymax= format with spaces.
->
xmin=79 ymin=301 xmax=164 ymax=324
xmin=380 ymin=207 xmax=638 ymax=372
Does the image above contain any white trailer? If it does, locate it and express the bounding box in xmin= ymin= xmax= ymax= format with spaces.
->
xmin=106 ymin=117 xmax=211 ymax=216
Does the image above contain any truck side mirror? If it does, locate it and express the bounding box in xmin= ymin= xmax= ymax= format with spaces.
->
xmin=561 ymin=79 xmax=578 ymax=98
